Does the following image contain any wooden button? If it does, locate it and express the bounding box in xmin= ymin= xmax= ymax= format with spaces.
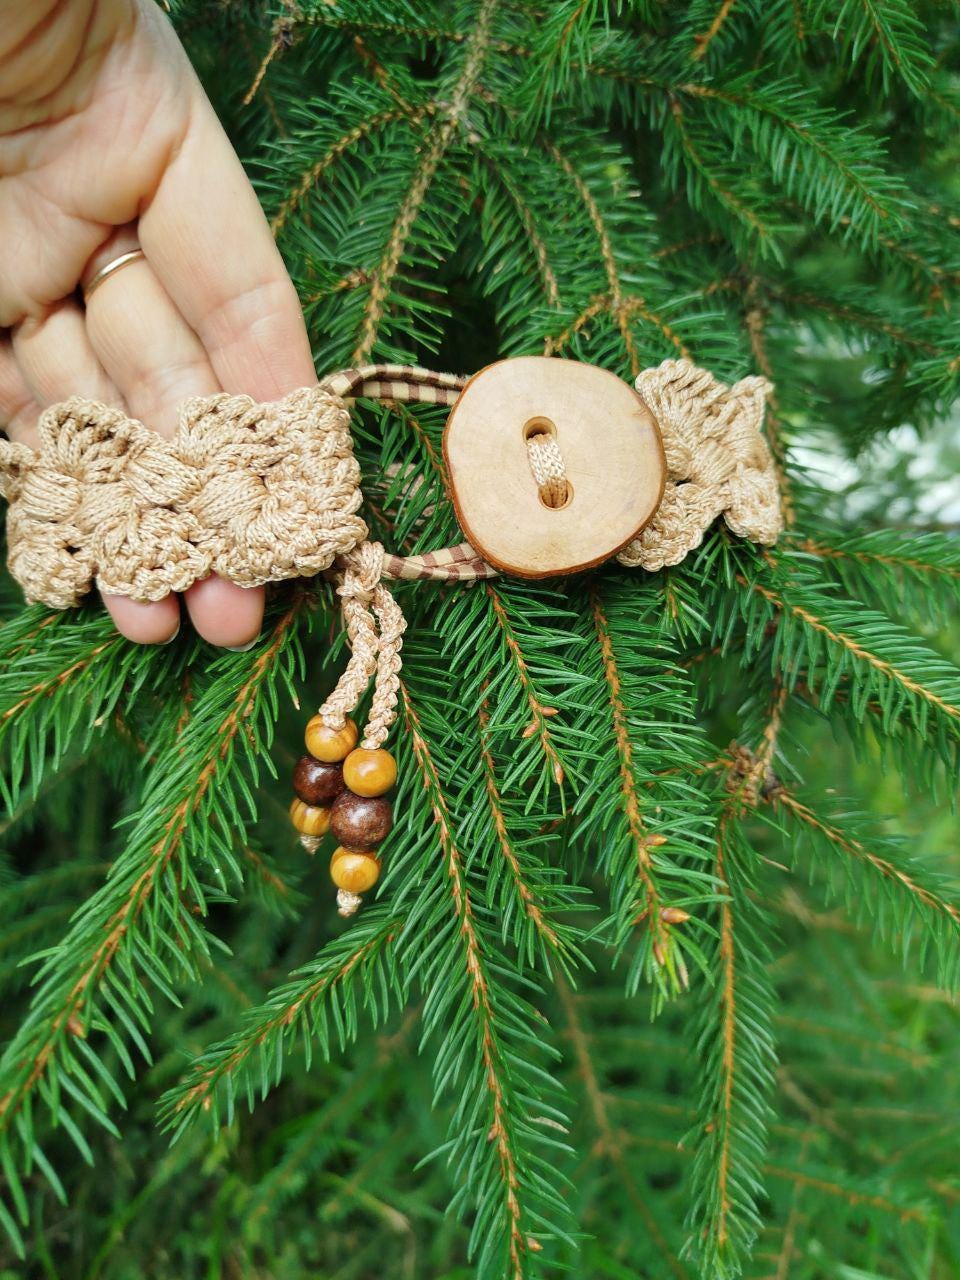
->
xmin=443 ymin=357 xmax=665 ymax=578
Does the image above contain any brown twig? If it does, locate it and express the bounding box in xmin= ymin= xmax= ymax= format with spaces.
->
xmin=402 ymin=680 xmax=528 ymax=1278
xmin=478 ymin=695 xmax=563 ymax=952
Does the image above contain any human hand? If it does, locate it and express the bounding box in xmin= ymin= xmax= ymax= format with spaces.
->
xmin=0 ymin=0 xmax=317 ymax=645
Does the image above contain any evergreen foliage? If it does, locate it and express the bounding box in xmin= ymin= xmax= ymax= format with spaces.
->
xmin=2 ymin=1 xmax=959 ymax=1275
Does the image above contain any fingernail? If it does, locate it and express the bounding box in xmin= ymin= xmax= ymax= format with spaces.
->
xmin=159 ymin=624 xmax=181 ymax=646
xmin=226 ymin=636 xmax=259 ymax=652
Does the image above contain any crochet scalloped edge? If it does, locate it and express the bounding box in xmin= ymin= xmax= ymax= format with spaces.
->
xmin=0 ymin=386 xmax=368 ymax=609
xmin=0 ymin=358 xmax=784 ymax=611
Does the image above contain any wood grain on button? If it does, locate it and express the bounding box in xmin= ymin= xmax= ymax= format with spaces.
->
xmin=442 ymin=357 xmax=666 ymax=578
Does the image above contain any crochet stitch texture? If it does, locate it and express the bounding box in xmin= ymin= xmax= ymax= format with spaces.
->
xmin=0 ymin=387 xmax=367 ymax=609
xmin=618 ymin=359 xmax=782 ymax=570
xmin=0 ymin=360 xmax=783 ymax=610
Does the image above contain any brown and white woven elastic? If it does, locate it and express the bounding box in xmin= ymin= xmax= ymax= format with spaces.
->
xmin=0 ymin=358 xmax=782 ymax=748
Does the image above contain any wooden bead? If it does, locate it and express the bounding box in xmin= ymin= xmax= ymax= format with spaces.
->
xmin=293 ymin=755 xmax=345 ymax=806
xmin=443 ymin=356 xmax=665 ymax=577
xmin=342 ymin=747 xmax=397 ymax=797
xmin=304 ymin=715 xmax=358 ymax=763
xmin=330 ymin=848 xmax=381 ymax=893
xmin=289 ymin=798 xmax=331 ymax=837
xmin=330 ymin=791 xmax=392 ymax=849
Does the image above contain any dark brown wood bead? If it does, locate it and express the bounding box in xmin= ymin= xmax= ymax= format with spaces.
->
xmin=330 ymin=790 xmax=393 ymax=850
xmin=293 ymin=755 xmax=345 ymax=806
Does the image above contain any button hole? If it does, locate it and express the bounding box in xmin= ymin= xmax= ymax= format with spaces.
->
xmin=522 ymin=416 xmax=557 ymax=442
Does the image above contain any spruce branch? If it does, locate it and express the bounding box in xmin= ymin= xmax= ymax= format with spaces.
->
xmin=690 ymin=0 xmax=739 ymax=62
xmin=578 ymin=578 xmax=717 ymax=1003
xmin=542 ymin=140 xmax=683 ymax=374
xmin=400 ymin=681 xmax=575 ymax=1278
xmin=162 ymin=907 xmax=400 ymax=1133
xmin=474 ymin=147 xmax=561 ymax=308
xmin=262 ymin=5 xmax=527 ymax=60
xmin=590 ymin=584 xmax=675 ymax=979
xmin=662 ymin=101 xmax=779 ymax=252
xmin=353 ymin=0 xmax=498 ymax=362
xmin=742 ymin=285 xmax=794 ymax=525
xmin=682 ymin=721 xmax=779 ymax=1276
xmin=770 ymin=785 xmax=960 ymax=983
xmin=0 ymin=609 xmax=166 ymax=810
xmin=484 ymin=586 xmax=567 ymax=792
xmin=0 ymin=597 xmax=308 ymax=1206
xmin=515 ymin=0 xmax=606 ymax=126
xmin=270 ymin=102 xmax=436 ymax=235
xmin=791 ymin=532 xmax=960 ymax=616
xmin=477 ymin=696 xmax=573 ymax=969
xmin=732 ymin=569 xmax=960 ymax=740
xmin=812 ymin=0 xmax=936 ymax=96
xmin=761 ymin=1159 xmax=927 ymax=1223
xmin=556 ymin=976 xmax=692 ymax=1280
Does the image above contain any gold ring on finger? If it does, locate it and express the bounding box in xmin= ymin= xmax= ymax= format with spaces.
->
xmin=82 ymin=249 xmax=147 ymax=302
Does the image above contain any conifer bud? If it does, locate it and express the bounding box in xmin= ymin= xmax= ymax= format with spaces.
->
xmin=660 ymin=906 xmax=691 ymax=924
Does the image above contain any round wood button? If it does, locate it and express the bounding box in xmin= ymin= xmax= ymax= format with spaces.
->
xmin=442 ymin=357 xmax=665 ymax=578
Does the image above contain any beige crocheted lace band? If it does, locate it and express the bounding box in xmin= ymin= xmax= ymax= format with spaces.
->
xmin=0 ymin=358 xmax=781 ymax=611
xmin=0 ymin=357 xmax=782 ymax=751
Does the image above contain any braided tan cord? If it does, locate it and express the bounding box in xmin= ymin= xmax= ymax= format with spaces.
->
xmin=363 ymin=581 xmax=406 ymax=748
xmin=525 ymin=432 xmax=569 ymax=508
xmin=0 ymin=387 xmax=365 ymax=609
xmin=337 ymin=889 xmax=364 ymax=917
xmin=315 ymin=540 xmax=406 ymax=747
xmin=317 ymin=542 xmax=384 ymax=731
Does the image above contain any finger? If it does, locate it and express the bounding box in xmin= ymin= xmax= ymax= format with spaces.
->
xmin=0 ymin=337 xmax=43 ymax=446
xmin=184 ymin=575 xmax=263 ymax=650
xmin=83 ymin=236 xmax=264 ymax=647
xmin=9 ymin=297 xmax=179 ymax=643
xmin=101 ymin=592 xmax=182 ymax=646
xmin=83 ymin=227 xmax=219 ymax=437
xmin=138 ymin=87 xmax=317 ymax=403
xmin=11 ymin=299 xmax=121 ymax=413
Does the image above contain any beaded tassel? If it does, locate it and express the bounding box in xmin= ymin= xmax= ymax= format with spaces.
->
xmin=289 ymin=542 xmax=404 ymax=917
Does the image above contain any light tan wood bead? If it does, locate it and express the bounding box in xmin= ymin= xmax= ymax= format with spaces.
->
xmin=342 ymin=747 xmax=397 ymax=797
xmin=304 ymin=715 xmax=358 ymax=763
xmin=443 ymin=356 xmax=665 ymax=578
xmin=330 ymin=847 xmax=381 ymax=893
xmin=289 ymin=798 xmax=331 ymax=837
